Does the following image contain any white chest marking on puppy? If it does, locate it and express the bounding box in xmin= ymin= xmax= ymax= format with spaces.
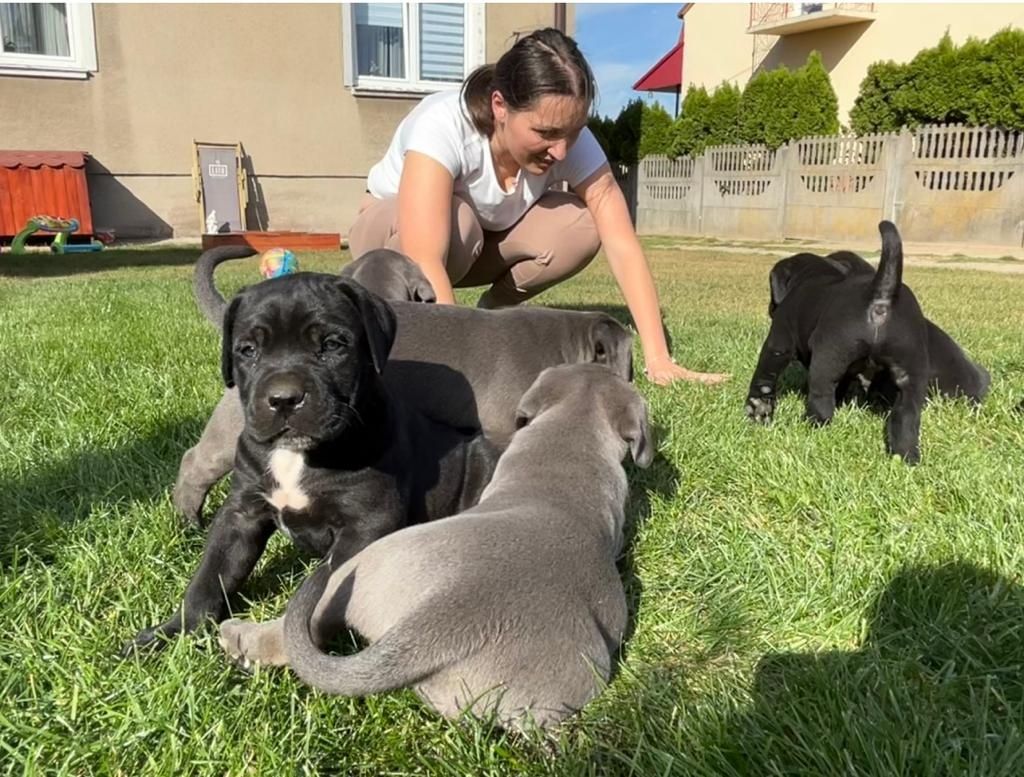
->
xmin=267 ymin=449 xmax=310 ymax=512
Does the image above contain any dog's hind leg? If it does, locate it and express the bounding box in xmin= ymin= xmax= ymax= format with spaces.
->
xmin=805 ymin=349 xmax=862 ymax=426
xmin=172 ymin=388 xmax=245 ymax=526
xmin=885 ymin=369 xmax=928 ymax=464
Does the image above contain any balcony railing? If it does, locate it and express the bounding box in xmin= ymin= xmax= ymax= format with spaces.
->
xmin=748 ymin=3 xmax=876 ymax=35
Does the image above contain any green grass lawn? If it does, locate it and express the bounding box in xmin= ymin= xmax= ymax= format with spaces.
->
xmin=2 ymin=241 xmax=1024 ymax=775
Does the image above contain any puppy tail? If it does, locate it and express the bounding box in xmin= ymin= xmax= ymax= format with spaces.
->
xmin=283 ymin=562 xmax=450 ymax=697
xmin=194 ymin=245 xmax=258 ymax=327
xmin=868 ymin=220 xmax=904 ymax=326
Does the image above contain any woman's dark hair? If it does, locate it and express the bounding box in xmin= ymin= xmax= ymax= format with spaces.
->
xmin=461 ymin=27 xmax=596 ymax=136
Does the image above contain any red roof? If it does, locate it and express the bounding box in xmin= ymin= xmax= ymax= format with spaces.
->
xmin=0 ymin=151 xmax=88 ymax=169
xmin=633 ymin=40 xmax=684 ymax=93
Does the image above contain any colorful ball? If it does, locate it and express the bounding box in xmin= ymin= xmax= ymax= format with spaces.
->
xmin=259 ymin=247 xmax=299 ymax=279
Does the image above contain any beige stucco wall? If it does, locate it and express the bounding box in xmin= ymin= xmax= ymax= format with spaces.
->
xmin=679 ymin=3 xmax=756 ymax=96
xmin=681 ymin=3 xmax=1024 ymax=128
xmin=0 ymin=3 xmax=562 ymax=239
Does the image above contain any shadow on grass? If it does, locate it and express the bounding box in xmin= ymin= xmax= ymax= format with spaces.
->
xmin=0 ymin=415 xmax=207 ymax=567
xmin=705 ymin=560 xmax=1024 ymax=773
xmin=0 ymin=248 xmax=201 ymax=278
xmin=602 ymin=561 xmax=1024 ymax=774
xmin=617 ymin=430 xmax=681 ymax=661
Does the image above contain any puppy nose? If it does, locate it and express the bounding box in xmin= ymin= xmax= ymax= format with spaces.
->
xmin=266 ymin=378 xmax=307 ymax=415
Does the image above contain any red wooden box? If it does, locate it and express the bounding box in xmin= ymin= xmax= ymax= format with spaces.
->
xmin=0 ymin=150 xmax=92 ymax=238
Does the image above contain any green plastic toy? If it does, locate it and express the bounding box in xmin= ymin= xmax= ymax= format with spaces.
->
xmin=10 ymin=215 xmax=104 ymax=254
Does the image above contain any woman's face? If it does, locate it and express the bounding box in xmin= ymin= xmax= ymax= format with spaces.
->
xmin=491 ymin=92 xmax=590 ymax=175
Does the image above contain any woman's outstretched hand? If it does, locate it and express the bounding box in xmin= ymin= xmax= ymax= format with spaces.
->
xmin=644 ymin=356 xmax=730 ymax=387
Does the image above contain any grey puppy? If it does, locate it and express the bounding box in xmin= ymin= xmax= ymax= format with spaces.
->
xmin=342 ymin=248 xmax=437 ymax=302
xmin=174 ymin=248 xmax=634 ymax=525
xmin=193 ymin=245 xmax=436 ymax=313
xmin=218 ymin=363 xmax=653 ymax=732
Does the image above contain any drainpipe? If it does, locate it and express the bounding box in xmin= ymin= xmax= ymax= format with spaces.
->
xmin=554 ymin=3 xmax=566 ymax=32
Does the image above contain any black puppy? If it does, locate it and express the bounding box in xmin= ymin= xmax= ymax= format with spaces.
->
xmin=814 ymin=248 xmax=990 ymax=406
xmin=125 ymin=273 xmax=497 ymax=652
xmin=746 ymin=221 xmax=988 ymax=464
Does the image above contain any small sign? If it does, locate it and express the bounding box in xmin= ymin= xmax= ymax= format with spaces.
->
xmin=208 ymin=163 xmax=229 ymax=178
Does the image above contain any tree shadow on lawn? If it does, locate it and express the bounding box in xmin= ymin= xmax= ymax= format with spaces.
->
xmin=607 ymin=560 xmax=1024 ymax=774
xmin=0 ymin=414 xmax=210 ymax=568
xmin=0 ymin=248 xmax=201 ymax=278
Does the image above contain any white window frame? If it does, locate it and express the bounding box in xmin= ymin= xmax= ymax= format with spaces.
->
xmin=342 ymin=2 xmax=486 ymax=96
xmin=0 ymin=2 xmax=97 ymax=79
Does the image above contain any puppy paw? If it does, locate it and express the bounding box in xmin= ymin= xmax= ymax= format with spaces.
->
xmin=120 ymin=623 xmax=178 ymax=658
xmin=219 ymin=617 xmax=288 ymax=668
xmin=745 ymin=395 xmax=775 ymax=423
xmin=171 ymin=500 xmax=207 ymax=530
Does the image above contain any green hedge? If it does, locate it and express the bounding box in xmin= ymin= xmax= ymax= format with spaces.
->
xmin=588 ymin=98 xmax=676 ymax=166
xmin=589 ymin=51 xmax=839 ymax=162
xmin=739 ymin=51 xmax=839 ymax=148
xmin=673 ymin=82 xmax=742 ymax=156
xmin=850 ymin=27 xmax=1024 ymax=134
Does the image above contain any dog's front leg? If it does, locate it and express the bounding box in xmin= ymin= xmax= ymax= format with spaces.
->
xmin=886 ymin=373 xmax=927 ymax=464
xmin=172 ymin=388 xmax=245 ymax=527
xmin=746 ymin=331 xmax=794 ymax=423
xmin=122 ymin=496 xmax=276 ymax=655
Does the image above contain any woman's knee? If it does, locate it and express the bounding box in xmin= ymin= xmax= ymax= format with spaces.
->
xmin=515 ymin=193 xmax=601 ymax=288
xmin=348 ymin=196 xmax=401 ymax=258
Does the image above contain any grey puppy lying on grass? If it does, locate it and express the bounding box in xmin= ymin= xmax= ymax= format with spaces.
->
xmin=174 ymin=246 xmax=635 ymax=525
xmin=218 ymin=363 xmax=653 ymax=732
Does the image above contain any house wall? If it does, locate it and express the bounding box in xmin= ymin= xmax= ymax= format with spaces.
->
xmin=0 ymin=3 xmax=562 ymax=239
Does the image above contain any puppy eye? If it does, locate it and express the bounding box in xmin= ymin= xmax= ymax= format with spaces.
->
xmin=321 ymin=336 xmax=347 ymax=353
xmin=237 ymin=343 xmax=257 ymax=358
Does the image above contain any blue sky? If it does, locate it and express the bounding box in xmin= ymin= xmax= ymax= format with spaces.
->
xmin=575 ymin=3 xmax=683 ymax=119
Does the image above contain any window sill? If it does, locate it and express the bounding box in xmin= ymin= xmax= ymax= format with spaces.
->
xmin=350 ymin=82 xmax=459 ymax=99
xmin=0 ymin=65 xmax=91 ymax=80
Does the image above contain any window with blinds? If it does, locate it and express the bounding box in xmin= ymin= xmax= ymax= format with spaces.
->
xmin=419 ymin=4 xmax=464 ymax=83
xmin=349 ymin=2 xmax=479 ymax=92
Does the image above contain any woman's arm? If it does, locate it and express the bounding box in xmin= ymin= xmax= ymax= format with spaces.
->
xmin=396 ymin=151 xmax=458 ymax=304
xmin=574 ymin=163 xmax=729 ymax=386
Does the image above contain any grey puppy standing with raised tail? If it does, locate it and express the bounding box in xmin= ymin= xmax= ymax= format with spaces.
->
xmin=174 ymin=247 xmax=635 ymax=525
xmin=219 ymin=364 xmax=653 ymax=732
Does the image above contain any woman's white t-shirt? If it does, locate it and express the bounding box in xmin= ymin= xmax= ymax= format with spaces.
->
xmin=366 ymin=89 xmax=608 ymax=232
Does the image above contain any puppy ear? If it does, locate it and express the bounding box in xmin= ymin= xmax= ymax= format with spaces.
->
xmin=412 ymin=277 xmax=437 ymax=303
xmin=619 ymin=394 xmax=654 ymax=468
xmin=514 ymin=372 xmax=553 ymax=430
xmin=590 ymin=317 xmax=634 ymax=381
xmin=513 ymin=390 xmax=541 ymax=430
xmin=337 ymin=279 xmax=397 ymax=373
xmin=220 ymin=295 xmax=243 ymax=388
xmin=769 ymin=266 xmax=791 ymax=310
